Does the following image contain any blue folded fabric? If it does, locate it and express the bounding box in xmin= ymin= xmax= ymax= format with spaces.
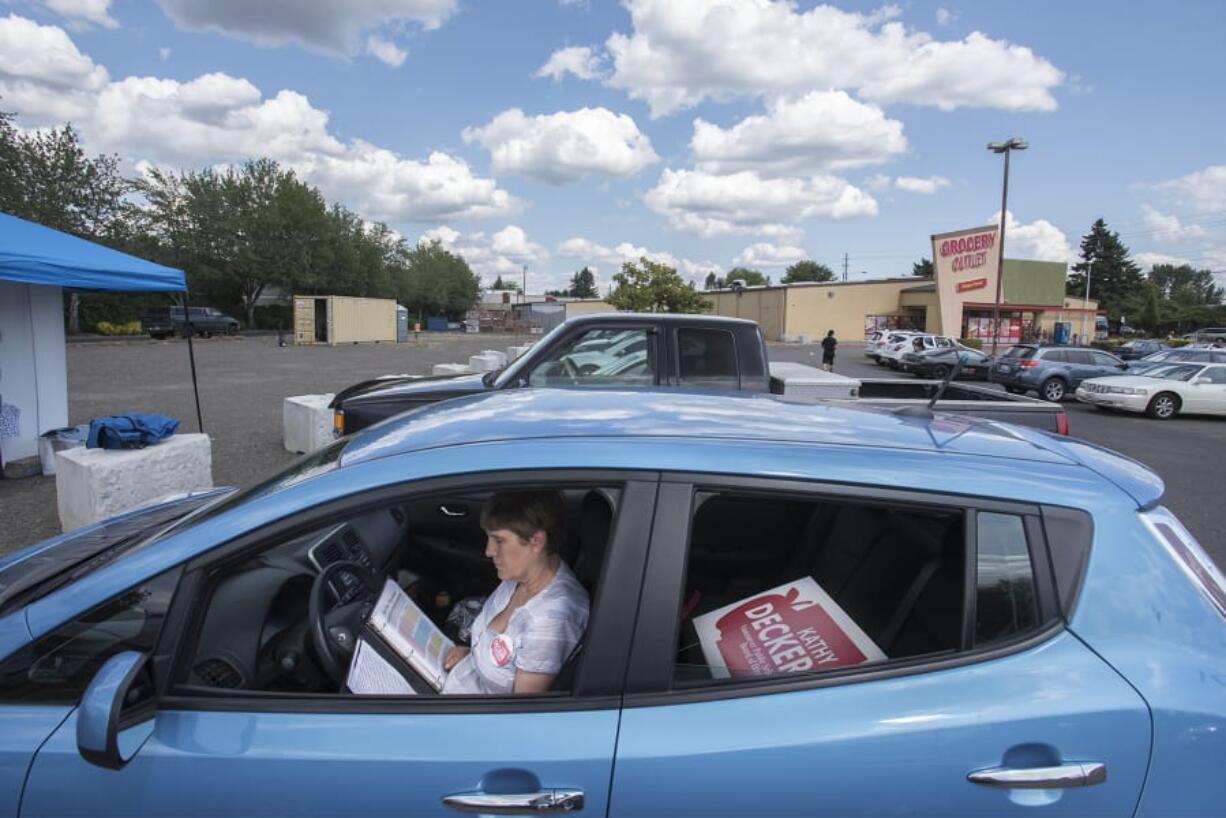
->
xmin=86 ymin=413 xmax=180 ymax=449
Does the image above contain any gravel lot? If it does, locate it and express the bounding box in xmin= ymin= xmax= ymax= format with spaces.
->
xmin=2 ymin=335 xmax=1222 ymax=568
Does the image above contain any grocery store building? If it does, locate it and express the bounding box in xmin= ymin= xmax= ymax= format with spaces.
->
xmin=705 ymin=224 xmax=1100 ymax=344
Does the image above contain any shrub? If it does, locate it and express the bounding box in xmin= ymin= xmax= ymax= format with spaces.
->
xmin=959 ymin=338 xmax=983 ymax=350
xmin=253 ymin=303 xmax=293 ymax=330
xmin=95 ymin=320 xmax=143 ymax=336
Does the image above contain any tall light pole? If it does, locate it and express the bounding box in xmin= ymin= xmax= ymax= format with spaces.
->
xmin=987 ymin=137 xmax=1027 ymax=357
xmin=1079 ymin=258 xmax=1094 ymax=344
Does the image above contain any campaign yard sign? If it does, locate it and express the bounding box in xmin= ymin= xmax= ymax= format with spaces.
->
xmin=694 ymin=577 xmax=886 ymax=679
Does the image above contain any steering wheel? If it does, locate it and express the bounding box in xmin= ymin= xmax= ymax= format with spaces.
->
xmin=308 ymin=560 xmax=382 ymax=685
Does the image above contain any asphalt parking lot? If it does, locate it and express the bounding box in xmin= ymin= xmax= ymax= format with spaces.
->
xmin=1 ymin=335 xmax=1222 ymax=567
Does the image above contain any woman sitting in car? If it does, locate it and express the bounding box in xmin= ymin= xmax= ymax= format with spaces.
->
xmin=441 ymin=491 xmax=589 ymax=694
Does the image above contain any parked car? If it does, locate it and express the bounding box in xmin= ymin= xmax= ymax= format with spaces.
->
xmin=866 ymin=330 xmax=921 ymax=362
xmin=1076 ymin=361 xmax=1226 ymax=419
xmin=1116 ymin=339 xmax=1169 ymax=360
xmin=901 ymin=345 xmax=993 ymax=379
xmin=880 ymin=334 xmax=955 ymax=370
xmin=140 ymin=306 xmax=240 ymax=339
xmin=990 ymin=344 xmax=1128 ymax=402
xmin=0 ymin=389 xmax=1222 ymax=817
xmin=1126 ymin=347 xmax=1226 ymax=375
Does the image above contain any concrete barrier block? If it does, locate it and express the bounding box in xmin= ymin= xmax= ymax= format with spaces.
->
xmin=283 ymin=393 xmax=336 ymax=455
xmin=55 ymin=434 xmax=213 ymax=532
xmin=481 ymin=349 xmax=507 ymax=368
xmin=468 ymin=353 xmax=501 ymax=372
xmin=433 ymin=363 xmax=474 ymax=376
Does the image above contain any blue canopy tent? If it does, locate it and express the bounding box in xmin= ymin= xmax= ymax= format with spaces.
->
xmin=0 ymin=213 xmax=203 ymax=475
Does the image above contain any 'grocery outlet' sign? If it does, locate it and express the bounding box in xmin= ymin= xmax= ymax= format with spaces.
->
xmin=931 ymin=225 xmax=1001 ymax=336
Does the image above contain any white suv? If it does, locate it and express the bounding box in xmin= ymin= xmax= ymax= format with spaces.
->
xmin=868 ymin=330 xmax=921 ymax=363
xmin=880 ymin=334 xmax=955 ymax=369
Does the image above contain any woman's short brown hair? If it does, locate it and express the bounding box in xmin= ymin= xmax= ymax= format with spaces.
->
xmin=481 ymin=490 xmax=566 ymax=555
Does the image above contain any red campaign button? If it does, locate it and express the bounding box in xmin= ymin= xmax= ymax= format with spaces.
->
xmin=490 ymin=634 xmax=513 ymax=667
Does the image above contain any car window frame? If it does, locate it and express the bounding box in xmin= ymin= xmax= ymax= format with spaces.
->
xmin=621 ymin=474 xmax=1062 ymax=706
xmin=154 ymin=468 xmax=659 ymax=715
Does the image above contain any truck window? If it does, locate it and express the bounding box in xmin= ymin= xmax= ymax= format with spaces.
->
xmin=678 ymin=329 xmax=738 ymax=388
xmin=527 ymin=328 xmax=656 ymax=387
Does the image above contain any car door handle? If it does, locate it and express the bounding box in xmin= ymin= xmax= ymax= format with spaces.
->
xmin=442 ymin=789 xmax=584 ymax=814
xmin=968 ymin=762 xmax=1107 ymax=789
xmin=439 ymin=504 xmax=468 ymax=518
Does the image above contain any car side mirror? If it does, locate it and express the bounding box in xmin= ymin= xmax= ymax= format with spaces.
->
xmin=1117 ymin=363 xmax=1127 ymax=369
xmin=1190 ymin=376 xmax=1207 ymax=385
xmin=77 ymin=651 xmax=156 ymax=770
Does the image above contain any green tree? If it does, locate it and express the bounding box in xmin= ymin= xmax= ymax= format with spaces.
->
xmin=703 ymin=271 xmax=724 ymax=290
xmin=568 ymin=266 xmax=599 ymax=298
xmin=911 ymin=258 xmax=935 ymax=277
xmin=608 ymin=257 xmax=712 ymax=313
xmin=490 ymin=275 xmax=521 ymax=292
xmin=399 ymin=240 xmax=481 ymax=318
xmin=1067 ymin=219 xmax=1144 ymax=321
xmin=782 ymin=260 xmax=836 ymax=283
xmin=0 ymin=111 xmax=134 ymax=331
xmin=725 ymin=266 xmax=770 ymax=287
xmin=1148 ymin=263 xmax=1223 ymax=305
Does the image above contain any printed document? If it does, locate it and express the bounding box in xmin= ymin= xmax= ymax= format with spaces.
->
xmin=367 ymin=578 xmax=454 ymax=691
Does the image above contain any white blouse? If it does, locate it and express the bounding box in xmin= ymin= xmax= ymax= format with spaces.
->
xmin=442 ymin=561 xmax=589 ymax=695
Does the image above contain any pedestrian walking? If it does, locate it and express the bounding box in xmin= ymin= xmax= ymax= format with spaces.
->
xmin=820 ymin=329 xmax=837 ymax=372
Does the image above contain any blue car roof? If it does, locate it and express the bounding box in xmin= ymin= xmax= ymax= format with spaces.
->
xmin=341 ymin=388 xmax=1072 ymax=467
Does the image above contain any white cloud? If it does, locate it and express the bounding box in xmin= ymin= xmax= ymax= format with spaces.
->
xmin=935 ymin=7 xmax=958 ymax=26
xmin=690 ymin=91 xmax=906 ymax=177
xmin=1155 ymin=166 xmax=1226 ymax=214
xmin=1135 ymin=251 xmax=1192 ymax=271
xmin=462 ymin=107 xmax=658 ymax=184
xmin=158 ymin=47 xmax=171 ymax=60
xmin=421 ymin=225 xmax=549 ymax=284
xmin=0 ymin=15 xmax=515 ymax=224
xmin=991 ymin=210 xmax=1073 ymax=262
xmin=604 ymin=0 xmax=1063 ymax=116
xmin=735 ymin=242 xmax=806 ymax=268
xmin=43 ymin=0 xmax=117 ymax=29
xmin=366 ymin=35 xmax=408 ymax=67
xmin=154 ymin=0 xmax=455 ymax=55
xmin=1139 ymin=206 xmax=1206 ymax=241
xmin=536 ymin=46 xmax=605 ymax=81
xmin=646 ymin=168 xmax=876 ymax=239
xmin=864 ymin=173 xmax=892 ymax=190
xmin=556 ymin=236 xmax=719 ymax=283
xmin=894 ymin=175 xmax=950 ymax=194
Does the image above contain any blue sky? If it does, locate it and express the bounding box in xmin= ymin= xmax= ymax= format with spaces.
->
xmin=2 ymin=0 xmax=1224 ymax=293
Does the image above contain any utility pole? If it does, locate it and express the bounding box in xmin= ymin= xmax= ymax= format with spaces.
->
xmin=1080 ymin=258 xmax=1094 ymax=343
xmin=521 ymin=264 xmax=527 ymax=305
xmin=843 ymin=253 xmax=849 ymax=282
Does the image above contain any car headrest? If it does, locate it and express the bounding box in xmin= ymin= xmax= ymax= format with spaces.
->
xmin=576 ymin=490 xmax=614 ymax=589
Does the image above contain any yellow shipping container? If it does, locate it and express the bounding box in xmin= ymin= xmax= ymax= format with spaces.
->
xmin=293 ymin=295 xmax=397 ymax=345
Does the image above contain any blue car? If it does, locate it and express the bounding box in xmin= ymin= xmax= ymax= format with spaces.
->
xmin=990 ymin=343 xmax=1129 ymax=401
xmin=2 ymin=390 xmax=1224 ymax=817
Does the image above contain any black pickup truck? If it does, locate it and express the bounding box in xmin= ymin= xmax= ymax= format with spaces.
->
xmin=331 ymin=313 xmax=1067 ymax=435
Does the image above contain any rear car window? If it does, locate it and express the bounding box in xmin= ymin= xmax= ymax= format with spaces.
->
xmin=1002 ymin=346 xmax=1034 ymax=359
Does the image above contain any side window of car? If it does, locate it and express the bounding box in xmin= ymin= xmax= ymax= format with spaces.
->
xmin=671 ymin=492 xmax=972 ymax=687
xmin=528 ymin=328 xmax=654 ymax=387
xmin=678 ymin=329 xmax=738 ymax=386
xmin=1042 ymin=350 xmax=1066 ymax=364
xmin=1092 ymin=352 xmax=1121 ymax=367
xmin=1199 ymin=366 xmax=1226 ymax=384
xmin=1066 ymin=350 xmax=1095 ymax=365
xmin=0 ymin=568 xmax=181 ymax=704
xmin=974 ymin=512 xmax=1038 ymax=645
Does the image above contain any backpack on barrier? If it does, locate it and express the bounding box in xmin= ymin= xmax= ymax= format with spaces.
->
xmin=86 ymin=413 xmax=180 ymax=450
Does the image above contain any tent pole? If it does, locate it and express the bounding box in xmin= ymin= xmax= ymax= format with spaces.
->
xmin=182 ymin=290 xmax=204 ymax=432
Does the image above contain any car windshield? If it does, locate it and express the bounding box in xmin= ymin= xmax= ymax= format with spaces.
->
xmin=1143 ymin=363 xmax=1203 ymax=381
